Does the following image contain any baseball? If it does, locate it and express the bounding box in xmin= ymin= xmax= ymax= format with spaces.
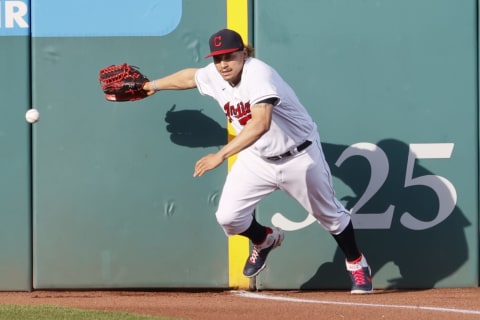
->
xmin=25 ymin=109 xmax=40 ymax=123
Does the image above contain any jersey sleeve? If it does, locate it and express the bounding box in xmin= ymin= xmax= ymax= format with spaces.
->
xmin=244 ymin=60 xmax=281 ymax=106
xmin=194 ymin=63 xmax=216 ymax=98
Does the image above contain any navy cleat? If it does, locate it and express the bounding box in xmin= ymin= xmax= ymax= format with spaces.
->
xmin=346 ymin=254 xmax=373 ymax=294
xmin=243 ymin=227 xmax=284 ymax=278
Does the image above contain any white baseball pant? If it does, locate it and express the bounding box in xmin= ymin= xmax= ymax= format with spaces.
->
xmin=215 ymin=133 xmax=351 ymax=236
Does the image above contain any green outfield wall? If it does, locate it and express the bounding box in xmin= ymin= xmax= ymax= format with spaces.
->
xmin=253 ymin=0 xmax=478 ymax=290
xmin=0 ymin=0 xmax=477 ymax=290
xmin=31 ymin=0 xmax=229 ymax=288
xmin=0 ymin=36 xmax=31 ymax=290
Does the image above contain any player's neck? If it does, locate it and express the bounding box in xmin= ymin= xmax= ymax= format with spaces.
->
xmin=228 ymin=73 xmax=242 ymax=87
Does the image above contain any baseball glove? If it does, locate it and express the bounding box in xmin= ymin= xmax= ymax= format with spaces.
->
xmin=99 ymin=63 xmax=150 ymax=102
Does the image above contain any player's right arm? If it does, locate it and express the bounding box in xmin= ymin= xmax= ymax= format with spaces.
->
xmin=143 ymin=68 xmax=198 ymax=95
xmin=193 ymin=100 xmax=274 ymax=177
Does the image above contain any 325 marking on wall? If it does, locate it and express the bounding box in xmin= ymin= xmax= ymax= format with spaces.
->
xmin=272 ymin=143 xmax=457 ymax=231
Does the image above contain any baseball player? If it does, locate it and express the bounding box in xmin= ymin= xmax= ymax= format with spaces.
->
xmin=143 ymin=29 xmax=373 ymax=294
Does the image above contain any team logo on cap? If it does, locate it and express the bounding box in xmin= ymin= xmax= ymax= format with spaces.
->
xmin=213 ymin=35 xmax=222 ymax=47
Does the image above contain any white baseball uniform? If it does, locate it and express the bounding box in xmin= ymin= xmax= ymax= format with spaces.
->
xmin=195 ymin=57 xmax=351 ymax=236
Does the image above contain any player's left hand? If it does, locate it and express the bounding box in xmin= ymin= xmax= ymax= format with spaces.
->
xmin=98 ymin=63 xmax=150 ymax=102
xmin=193 ymin=153 xmax=224 ymax=177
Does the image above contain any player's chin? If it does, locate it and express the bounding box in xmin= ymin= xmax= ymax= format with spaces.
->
xmin=220 ymin=73 xmax=232 ymax=81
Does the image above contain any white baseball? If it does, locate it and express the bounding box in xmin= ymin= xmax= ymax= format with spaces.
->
xmin=25 ymin=109 xmax=40 ymax=123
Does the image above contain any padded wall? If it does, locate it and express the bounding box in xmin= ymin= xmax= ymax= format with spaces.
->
xmin=0 ymin=0 xmax=32 ymax=290
xmin=31 ymin=0 xmax=229 ymax=288
xmin=254 ymin=0 xmax=478 ymax=289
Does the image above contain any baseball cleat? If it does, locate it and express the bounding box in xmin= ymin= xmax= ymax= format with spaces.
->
xmin=346 ymin=254 xmax=373 ymax=294
xmin=243 ymin=227 xmax=284 ymax=278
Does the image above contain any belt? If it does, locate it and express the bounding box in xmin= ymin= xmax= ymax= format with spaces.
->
xmin=265 ymin=140 xmax=312 ymax=161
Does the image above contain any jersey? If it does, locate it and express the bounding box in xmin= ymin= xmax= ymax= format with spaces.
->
xmin=195 ymin=57 xmax=317 ymax=158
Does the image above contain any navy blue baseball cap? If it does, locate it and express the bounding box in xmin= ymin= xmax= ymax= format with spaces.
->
xmin=205 ymin=29 xmax=245 ymax=58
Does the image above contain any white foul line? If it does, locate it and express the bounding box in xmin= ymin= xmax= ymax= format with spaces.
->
xmin=233 ymin=290 xmax=480 ymax=316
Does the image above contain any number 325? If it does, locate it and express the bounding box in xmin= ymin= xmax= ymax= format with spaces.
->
xmin=272 ymin=143 xmax=457 ymax=231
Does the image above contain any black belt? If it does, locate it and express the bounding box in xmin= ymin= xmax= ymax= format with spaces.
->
xmin=266 ymin=140 xmax=312 ymax=161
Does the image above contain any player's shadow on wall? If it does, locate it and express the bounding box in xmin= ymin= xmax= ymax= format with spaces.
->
xmin=163 ymin=108 xmax=471 ymax=289
xmin=164 ymin=105 xmax=228 ymax=148
xmin=301 ymin=139 xmax=471 ymax=290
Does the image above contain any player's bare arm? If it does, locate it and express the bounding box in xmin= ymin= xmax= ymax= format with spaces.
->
xmin=193 ymin=102 xmax=274 ymax=177
xmin=143 ymin=68 xmax=198 ymax=95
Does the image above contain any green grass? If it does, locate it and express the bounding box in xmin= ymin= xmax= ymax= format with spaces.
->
xmin=0 ymin=305 xmax=181 ymax=320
